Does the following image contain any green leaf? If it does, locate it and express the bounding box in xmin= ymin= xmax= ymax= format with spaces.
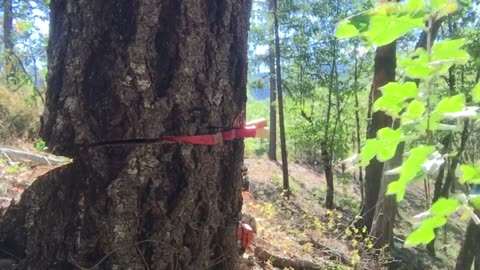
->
xmin=430 ymin=39 xmax=469 ymax=73
xmin=473 ymin=83 xmax=480 ymax=103
xmin=336 ymin=12 xmax=371 ymax=39
xmin=365 ymin=14 xmax=425 ymax=46
xmin=374 ymin=82 xmax=419 ymax=117
xmin=431 ymin=0 xmax=459 ymax=18
xmin=422 ymin=215 xmax=448 ymax=228
xmin=387 ymin=180 xmax=407 ymax=201
xmin=399 ymin=145 xmax=436 ymax=183
xmin=360 ymin=139 xmax=380 ymax=166
xmin=458 ymin=164 xmax=480 ymax=184
xmin=404 ymin=99 xmax=426 ymax=121
xmin=434 ymin=94 xmax=465 ymax=114
xmin=377 ymin=127 xmax=402 ymax=161
xmin=401 ymin=48 xmax=433 ymax=79
xmin=405 ymin=0 xmax=427 ymax=12
xmin=336 ymin=20 xmax=360 ymax=38
xmin=405 ymin=227 xmax=435 ymax=247
xmin=430 ymin=0 xmax=449 ymax=10
xmin=470 ymin=196 xmax=480 ymax=210
xmin=430 ymin=198 xmax=460 ymax=216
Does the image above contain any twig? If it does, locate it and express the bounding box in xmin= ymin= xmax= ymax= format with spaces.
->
xmin=0 ymin=147 xmax=66 ymax=166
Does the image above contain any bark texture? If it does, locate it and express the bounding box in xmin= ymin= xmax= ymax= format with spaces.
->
xmin=360 ymin=41 xmax=396 ymax=231
xmin=0 ymin=1 xmax=252 ymax=269
xmin=455 ymin=219 xmax=480 ymax=270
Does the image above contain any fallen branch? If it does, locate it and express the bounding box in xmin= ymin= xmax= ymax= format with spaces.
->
xmin=254 ymin=245 xmax=323 ymax=270
xmin=0 ymin=147 xmax=67 ymax=166
xmin=297 ymin=239 xmax=351 ymax=266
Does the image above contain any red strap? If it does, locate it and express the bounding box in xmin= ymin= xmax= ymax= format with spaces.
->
xmin=237 ymin=223 xmax=254 ymax=248
xmin=159 ymin=125 xmax=263 ymax=145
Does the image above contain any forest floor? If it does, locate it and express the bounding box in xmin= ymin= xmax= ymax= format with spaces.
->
xmin=241 ymin=158 xmax=465 ymax=270
xmin=0 ymin=145 xmax=467 ymax=270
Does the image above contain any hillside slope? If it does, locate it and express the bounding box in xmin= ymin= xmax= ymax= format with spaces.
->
xmin=241 ymin=158 xmax=465 ymax=270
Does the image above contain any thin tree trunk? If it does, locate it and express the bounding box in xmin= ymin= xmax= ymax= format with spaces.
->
xmin=427 ymin=64 xmax=456 ymax=255
xmin=3 ymin=0 xmax=15 ymax=84
xmin=353 ymin=44 xmax=364 ymax=205
xmin=273 ymin=0 xmax=289 ymax=196
xmin=268 ymin=0 xmax=277 ymax=161
xmin=323 ymin=37 xmax=339 ymax=209
xmin=0 ymin=1 xmax=252 ymax=269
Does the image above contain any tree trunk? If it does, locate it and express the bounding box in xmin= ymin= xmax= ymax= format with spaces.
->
xmin=369 ymin=122 xmax=403 ymax=249
xmin=323 ymin=141 xmax=334 ymax=209
xmin=360 ymin=41 xmax=396 ymax=231
xmin=360 ymin=17 xmax=443 ymax=232
xmin=273 ymin=0 xmax=289 ymax=196
xmin=268 ymin=0 xmax=277 ymax=161
xmin=0 ymin=1 xmax=252 ymax=269
xmin=353 ymin=43 xmax=364 ymax=205
xmin=3 ymin=0 xmax=15 ymax=84
xmin=427 ymin=64 xmax=456 ymax=255
xmin=456 ymin=219 xmax=480 ymax=270
xmin=323 ymin=37 xmax=338 ymax=210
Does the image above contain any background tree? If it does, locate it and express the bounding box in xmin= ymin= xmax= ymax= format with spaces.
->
xmin=273 ymin=0 xmax=290 ymax=196
xmin=0 ymin=1 xmax=252 ymax=269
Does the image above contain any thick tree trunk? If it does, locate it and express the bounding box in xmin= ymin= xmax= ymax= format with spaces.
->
xmin=273 ymin=0 xmax=289 ymax=196
xmin=360 ymin=41 xmax=396 ymax=231
xmin=0 ymin=1 xmax=252 ymax=269
xmin=360 ymin=17 xmax=443 ymax=232
xmin=369 ymin=125 xmax=403 ymax=249
xmin=268 ymin=0 xmax=277 ymax=161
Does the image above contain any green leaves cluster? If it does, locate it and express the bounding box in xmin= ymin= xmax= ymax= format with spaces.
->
xmin=336 ymin=0 xmax=480 ymax=248
xmin=336 ymin=0 xmax=458 ymax=46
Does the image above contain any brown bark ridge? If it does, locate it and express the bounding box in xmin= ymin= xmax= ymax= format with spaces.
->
xmin=359 ymin=41 xmax=397 ymax=231
xmin=0 ymin=1 xmax=252 ymax=269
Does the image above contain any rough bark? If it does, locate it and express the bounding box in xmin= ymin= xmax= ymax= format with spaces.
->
xmin=273 ymin=0 xmax=289 ymax=196
xmin=267 ymin=0 xmax=277 ymax=162
xmin=360 ymin=41 xmax=396 ymax=231
xmin=455 ymin=219 xmax=480 ymax=270
xmin=369 ymin=125 xmax=403 ymax=249
xmin=0 ymin=1 xmax=252 ymax=269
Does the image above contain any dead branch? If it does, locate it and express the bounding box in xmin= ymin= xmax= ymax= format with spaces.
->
xmin=0 ymin=147 xmax=67 ymax=166
xmin=297 ymin=239 xmax=351 ymax=266
xmin=254 ymin=245 xmax=323 ymax=270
